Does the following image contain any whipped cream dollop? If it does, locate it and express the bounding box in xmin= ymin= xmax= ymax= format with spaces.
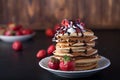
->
xmin=53 ymin=19 xmax=86 ymax=37
xmin=67 ymin=27 xmax=76 ymax=34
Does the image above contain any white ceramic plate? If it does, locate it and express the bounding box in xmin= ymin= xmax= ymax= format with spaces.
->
xmin=39 ymin=56 xmax=111 ymax=78
xmin=0 ymin=32 xmax=35 ymax=42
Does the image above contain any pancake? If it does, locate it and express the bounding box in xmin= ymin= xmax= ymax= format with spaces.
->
xmin=51 ymin=19 xmax=101 ymax=71
xmin=55 ymin=47 xmax=92 ymax=53
xmin=75 ymin=56 xmax=101 ymax=64
xmin=53 ymin=49 xmax=98 ymax=57
xmin=55 ymin=36 xmax=98 ymax=42
xmin=75 ymin=63 xmax=97 ymax=70
xmin=56 ymin=41 xmax=95 ymax=47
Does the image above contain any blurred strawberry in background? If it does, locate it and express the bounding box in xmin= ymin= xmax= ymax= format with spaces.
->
xmin=36 ymin=49 xmax=46 ymax=59
xmin=54 ymin=24 xmax=61 ymax=32
xmin=1 ymin=22 xmax=34 ymax=36
xmin=21 ymin=29 xmax=33 ymax=35
xmin=47 ymin=44 xmax=55 ymax=55
xmin=4 ymin=30 xmax=15 ymax=36
xmin=45 ymin=28 xmax=54 ymax=37
xmin=12 ymin=41 xmax=23 ymax=51
xmin=8 ymin=23 xmax=22 ymax=31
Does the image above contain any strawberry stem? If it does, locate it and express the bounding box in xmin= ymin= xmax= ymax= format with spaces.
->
xmin=63 ymin=55 xmax=71 ymax=62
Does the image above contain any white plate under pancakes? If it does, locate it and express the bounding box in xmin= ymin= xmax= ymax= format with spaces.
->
xmin=0 ymin=32 xmax=35 ymax=42
xmin=39 ymin=56 xmax=110 ymax=78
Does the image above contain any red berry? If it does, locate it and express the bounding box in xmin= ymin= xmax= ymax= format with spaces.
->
xmin=61 ymin=19 xmax=69 ymax=27
xmin=12 ymin=41 xmax=22 ymax=51
xmin=45 ymin=28 xmax=54 ymax=37
xmin=80 ymin=22 xmax=85 ymax=27
xmin=36 ymin=50 xmax=46 ymax=59
xmin=54 ymin=24 xmax=61 ymax=31
xmin=16 ymin=31 xmax=23 ymax=36
xmin=48 ymin=57 xmax=60 ymax=70
xmin=4 ymin=30 xmax=15 ymax=36
xmin=47 ymin=45 xmax=55 ymax=55
xmin=21 ymin=29 xmax=33 ymax=35
xmin=59 ymin=55 xmax=75 ymax=71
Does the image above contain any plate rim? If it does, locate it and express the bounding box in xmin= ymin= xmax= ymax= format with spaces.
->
xmin=0 ymin=32 xmax=36 ymax=38
xmin=39 ymin=56 xmax=111 ymax=73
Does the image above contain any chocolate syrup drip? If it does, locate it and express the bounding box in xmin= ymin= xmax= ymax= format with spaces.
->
xmin=84 ymin=49 xmax=87 ymax=54
xmin=75 ymin=21 xmax=84 ymax=37
xmin=69 ymin=48 xmax=73 ymax=53
xmin=67 ymin=32 xmax=70 ymax=36
xmin=78 ymin=27 xmax=84 ymax=37
xmin=83 ymin=40 xmax=87 ymax=46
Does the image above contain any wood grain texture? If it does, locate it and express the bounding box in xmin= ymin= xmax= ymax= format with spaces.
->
xmin=0 ymin=0 xmax=120 ymax=29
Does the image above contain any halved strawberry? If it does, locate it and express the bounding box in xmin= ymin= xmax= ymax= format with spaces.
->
xmin=61 ymin=19 xmax=69 ymax=27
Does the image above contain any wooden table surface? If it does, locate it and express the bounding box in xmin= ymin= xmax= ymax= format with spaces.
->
xmin=0 ymin=30 xmax=119 ymax=80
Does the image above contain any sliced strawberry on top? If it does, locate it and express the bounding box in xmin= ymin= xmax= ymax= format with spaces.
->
xmin=54 ymin=24 xmax=61 ymax=31
xmin=61 ymin=19 xmax=69 ymax=27
xmin=80 ymin=22 xmax=85 ymax=27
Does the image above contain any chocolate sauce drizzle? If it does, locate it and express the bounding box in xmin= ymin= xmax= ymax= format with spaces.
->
xmin=83 ymin=40 xmax=87 ymax=46
xmin=52 ymin=19 xmax=85 ymax=41
xmin=84 ymin=49 xmax=87 ymax=54
xmin=69 ymin=48 xmax=73 ymax=53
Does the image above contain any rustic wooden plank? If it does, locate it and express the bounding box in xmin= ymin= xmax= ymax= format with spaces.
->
xmin=84 ymin=0 xmax=102 ymax=29
xmin=0 ymin=0 xmax=120 ymax=29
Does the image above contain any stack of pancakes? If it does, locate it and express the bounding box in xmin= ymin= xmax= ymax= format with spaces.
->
xmin=52 ymin=19 xmax=101 ymax=70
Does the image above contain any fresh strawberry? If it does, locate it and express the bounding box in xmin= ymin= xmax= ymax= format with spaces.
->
xmin=45 ymin=28 xmax=54 ymax=37
xmin=59 ymin=55 xmax=75 ymax=71
xmin=21 ymin=29 xmax=33 ymax=35
xmin=47 ymin=44 xmax=55 ymax=55
xmin=61 ymin=19 xmax=69 ymax=27
xmin=48 ymin=57 xmax=60 ymax=70
xmin=36 ymin=49 xmax=46 ymax=59
xmin=4 ymin=30 xmax=15 ymax=36
xmin=54 ymin=24 xmax=61 ymax=31
xmin=15 ymin=31 xmax=23 ymax=36
xmin=8 ymin=23 xmax=22 ymax=31
xmin=12 ymin=41 xmax=23 ymax=51
xmin=80 ymin=22 xmax=85 ymax=27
